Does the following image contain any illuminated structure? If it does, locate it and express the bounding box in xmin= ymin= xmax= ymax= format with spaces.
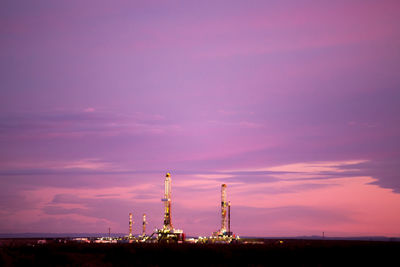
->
xmin=228 ymin=201 xmax=231 ymax=236
xmin=142 ymin=213 xmax=147 ymax=236
xmin=220 ymin=184 xmax=228 ymax=234
xmin=129 ymin=213 xmax=133 ymax=238
xmin=162 ymin=173 xmax=173 ymax=230
xmin=156 ymin=172 xmax=184 ymax=242
xmin=212 ymin=184 xmax=236 ymax=240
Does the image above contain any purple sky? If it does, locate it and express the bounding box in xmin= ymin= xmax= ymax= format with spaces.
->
xmin=1 ymin=0 xmax=400 ymax=237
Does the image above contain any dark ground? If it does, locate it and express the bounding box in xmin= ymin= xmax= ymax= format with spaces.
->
xmin=1 ymin=239 xmax=399 ymax=266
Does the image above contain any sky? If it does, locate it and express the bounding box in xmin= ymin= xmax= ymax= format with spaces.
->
xmin=1 ymin=0 xmax=400 ymax=237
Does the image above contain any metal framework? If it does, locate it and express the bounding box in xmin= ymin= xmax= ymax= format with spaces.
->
xmin=162 ymin=173 xmax=173 ymax=230
xmin=142 ymin=213 xmax=147 ymax=236
xmin=156 ymin=172 xmax=184 ymax=242
xmin=129 ymin=212 xmax=133 ymax=237
xmin=228 ymin=201 xmax=231 ymax=235
xmin=221 ymin=184 xmax=228 ymax=234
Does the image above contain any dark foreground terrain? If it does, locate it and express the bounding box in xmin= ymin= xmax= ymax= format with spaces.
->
xmin=1 ymin=239 xmax=399 ymax=266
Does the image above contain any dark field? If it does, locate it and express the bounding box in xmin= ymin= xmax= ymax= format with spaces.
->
xmin=1 ymin=239 xmax=399 ymax=266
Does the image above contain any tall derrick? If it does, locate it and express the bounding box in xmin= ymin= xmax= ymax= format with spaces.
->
xmin=142 ymin=214 xmax=147 ymax=236
xmin=129 ymin=212 xmax=133 ymax=237
xmin=161 ymin=172 xmax=173 ymax=230
xmin=221 ymin=184 xmax=228 ymax=234
xmin=157 ymin=172 xmax=184 ymax=242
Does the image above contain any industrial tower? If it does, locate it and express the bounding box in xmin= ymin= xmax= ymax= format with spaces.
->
xmin=142 ymin=213 xmax=147 ymax=236
xmin=213 ymin=183 xmax=234 ymax=239
xmin=156 ymin=172 xmax=184 ymax=242
xmin=129 ymin=212 xmax=133 ymax=238
xmin=228 ymin=201 xmax=231 ymax=235
xmin=162 ymin=172 xmax=173 ymax=230
xmin=220 ymin=184 xmax=228 ymax=234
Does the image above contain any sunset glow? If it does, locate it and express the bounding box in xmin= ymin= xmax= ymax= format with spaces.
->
xmin=1 ymin=0 xmax=400 ymax=237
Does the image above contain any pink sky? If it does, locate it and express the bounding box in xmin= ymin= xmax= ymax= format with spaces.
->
xmin=1 ymin=0 xmax=400 ymax=237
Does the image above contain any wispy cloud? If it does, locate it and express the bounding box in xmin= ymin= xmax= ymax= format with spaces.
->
xmin=221 ymin=160 xmax=368 ymax=177
xmin=0 ymin=109 xmax=180 ymax=140
xmin=0 ymin=158 xmax=121 ymax=175
xmin=194 ymin=174 xmax=233 ymax=179
xmin=62 ymin=158 xmax=115 ymax=170
xmin=265 ymin=160 xmax=368 ymax=176
xmin=83 ymin=107 xmax=95 ymax=113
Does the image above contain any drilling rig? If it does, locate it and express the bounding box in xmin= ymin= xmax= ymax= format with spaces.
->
xmin=220 ymin=184 xmax=228 ymax=235
xmin=129 ymin=212 xmax=133 ymax=238
xmin=162 ymin=173 xmax=173 ymax=230
xmin=142 ymin=213 xmax=147 ymax=236
xmin=155 ymin=172 xmax=184 ymax=242
xmin=211 ymin=184 xmax=237 ymax=242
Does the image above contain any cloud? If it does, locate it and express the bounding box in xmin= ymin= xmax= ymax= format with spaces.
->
xmin=47 ymin=193 xmax=156 ymax=222
xmin=194 ymin=174 xmax=233 ymax=179
xmin=221 ymin=160 xmax=367 ymax=174
xmin=0 ymin=109 xmax=179 ymax=140
xmin=95 ymin=193 xmax=120 ymax=198
xmin=354 ymin=159 xmax=400 ymax=193
xmin=43 ymin=206 xmax=85 ymax=215
xmin=0 ymin=158 xmax=118 ymax=173
xmin=0 ymin=192 xmax=36 ymax=213
xmin=62 ymin=158 xmax=115 ymax=170
xmin=234 ymin=205 xmax=354 ymax=233
xmin=264 ymin=160 xmax=368 ymax=174
xmin=132 ymin=194 xmax=157 ymax=200
xmin=215 ymin=160 xmax=370 ymax=188
xmin=1 ymin=168 xmax=400 ymax=236
xmin=83 ymin=107 xmax=95 ymax=113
